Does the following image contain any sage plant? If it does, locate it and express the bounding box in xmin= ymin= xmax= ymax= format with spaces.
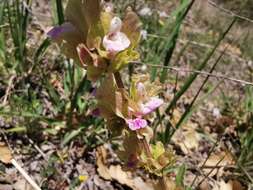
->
xmin=48 ymin=0 xmax=175 ymax=176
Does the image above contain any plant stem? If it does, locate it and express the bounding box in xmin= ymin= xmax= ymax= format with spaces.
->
xmin=113 ymin=72 xmax=124 ymax=89
xmin=141 ymin=137 xmax=152 ymax=158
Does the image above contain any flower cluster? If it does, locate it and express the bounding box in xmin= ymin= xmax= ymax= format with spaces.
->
xmin=48 ymin=0 xmax=141 ymax=81
xmin=95 ymin=74 xmax=163 ymax=131
xmin=48 ymin=0 xmax=174 ymax=176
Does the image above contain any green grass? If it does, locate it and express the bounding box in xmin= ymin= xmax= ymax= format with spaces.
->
xmin=0 ymin=0 xmax=102 ymax=146
xmin=159 ymin=0 xmax=195 ymax=83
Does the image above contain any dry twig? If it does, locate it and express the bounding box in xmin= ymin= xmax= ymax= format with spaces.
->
xmin=11 ymin=159 xmax=42 ymax=190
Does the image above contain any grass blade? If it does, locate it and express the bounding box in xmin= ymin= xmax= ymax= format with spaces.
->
xmin=160 ymin=0 xmax=195 ymax=83
xmin=34 ymin=38 xmax=51 ymax=64
xmin=146 ymin=0 xmax=193 ymax=82
xmin=155 ymin=17 xmax=237 ymax=143
xmin=176 ymin=164 xmax=186 ymax=187
xmin=6 ymin=0 xmax=32 ymax=72
xmin=166 ymin=44 xmax=229 ymax=141
xmin=56 ymin=0 xmax=64 ymax=25
xmin=164 ymin=17 xmax=237 ymax=115
xmin=61 ymin=128 xmax=83 ymax=147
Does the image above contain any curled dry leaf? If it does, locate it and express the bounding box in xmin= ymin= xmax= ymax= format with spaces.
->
xmin=203 ymin=150 xmax=234 ymax=177
xmin=96 ymin=145 xmax=112 ymax=180
xmin=212 ymin=180 xmax=245 ymax=190
xmin=153 ymin=177 xmax=183 ymax=190
xmin=213 ymin=180 xmax=233 ymax=190
xmin=0 ymin=143 xmax=12 ymax=164
xmin=96 ymin=146 xmax=153 ymax=190
xmin=171 ymin=110 xmax=201 ymax=154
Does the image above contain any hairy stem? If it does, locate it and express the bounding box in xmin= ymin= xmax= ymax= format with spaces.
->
xmin=141 ymin=137 xmax=152 ymax=158
xmin=114 ymin=72 xmax=124 ymax=89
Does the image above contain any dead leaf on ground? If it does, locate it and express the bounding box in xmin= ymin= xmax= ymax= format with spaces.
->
xmin=153 ymin=177 xmax=183 ymax=190
xmin=213 ymin=180 xmax=232 ymax=190
xmin=202 ymin=150 xmax=234 ymax=177
xmin=230 ymin=180 xmax=245 ymax=190
xmin=171 ymin=111 xmax=201 ymax=154
xmin=96 ymin=145 xmax=112 ymax=180
xmin=212 ymin=180 xmax=245 ymax=190
xmin=96 ymin=146 xmax=153 ymax=190
xmin=220 ymin=43 xmax=241 ymax=56
xmin=0 ymin=184 xmax=12 ymax=190
xmin=13 ymin=178 xmax=33 ymax=190
xmin=0 ymin=143 xmax=12 ymax=164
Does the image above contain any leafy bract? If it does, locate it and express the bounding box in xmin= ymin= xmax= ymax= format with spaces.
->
xmin=121 ymin=8 xmax=142 ymax=48
xmin=140 ymin=142 xmax=176 ymax=176
xmin=95 ymin=74 xmax=129 ymax=119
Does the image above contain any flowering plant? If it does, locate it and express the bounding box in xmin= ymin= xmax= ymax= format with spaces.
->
xmin=48 ymin=0 xmax=175 ymax=177
xmin=48 ymin=0 xmax=141 ymax=81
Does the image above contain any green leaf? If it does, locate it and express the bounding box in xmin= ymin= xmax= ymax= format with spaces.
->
xmin=110 ymin=49 xmax=139 ymax=72
xmin=160 ymin=0 xmax=193 ymax=83
xmin=61 ymin=128 xmax=83 ymax=146
xmin=56 ymin=0 xmax=64 ymax=25
xmin=151 ymin=142 xmax=165 ymax=160
xmin=176 ymin=164 xmax=186 ymax=187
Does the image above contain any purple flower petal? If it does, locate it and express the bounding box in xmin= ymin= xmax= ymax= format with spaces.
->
xmin=91 ymin=88 xmax=97 ymax=97
xmin=141 ymin=97 xmax=164 ymax=115
xmin=91 ymin=108 xmax=100 ymax=117
xmin=126 ymin=118 xmax=147 ymax=131
xmin=47 ymin=22 xmax=76 ymax=40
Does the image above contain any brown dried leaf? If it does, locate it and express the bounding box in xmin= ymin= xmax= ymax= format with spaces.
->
xmin=153 ymin=177 xmax=183 ymax=190
xmin=0 ymin=144 xmax=12 ymax=164
xmin=96 ymin=74 xmax=129 ymax=118
xmin=96 ymin=146 xmax=153 ymax=190
xmin=203 ymin=151 xmax=234 ymax=177
xmin=96 ymin=146 xmax=112 ymax=180
xmin=230 ymin=180 xmax=245 ymax=190
xmin=172 ymin=119 xmax=200 ymax=154
xmin=108 ymin=165 xmax=134 ymax=186
xmin=122 ymin=8 xmax=142 ymax=48
xmin=212 ymin=180 xmax=244 ymax=190
xmin=109 ymin=165 xmax=153 ymax=190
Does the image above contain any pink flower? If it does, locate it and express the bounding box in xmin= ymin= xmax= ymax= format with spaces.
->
xmin=103 ymin=17 xmax=130 ymax=53
xmin=126 ymin=118 xmax=147 ymax=131
xmin=140 ymin=97 xmax=164 ymax=115
xmin=129 ymin=81 xmax=164 ymax=117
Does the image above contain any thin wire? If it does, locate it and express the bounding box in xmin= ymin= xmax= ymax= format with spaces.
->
xmin=146 ymin=33 xmax=250 ymax=64
xmin=208 ymin=0 xmax=253 ymax=24
xmin=131 ymin=61 xmax=253 ymax=86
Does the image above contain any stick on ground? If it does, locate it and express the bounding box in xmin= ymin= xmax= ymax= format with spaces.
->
xmin=11 ymin=159 xmax=41 ymax=190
